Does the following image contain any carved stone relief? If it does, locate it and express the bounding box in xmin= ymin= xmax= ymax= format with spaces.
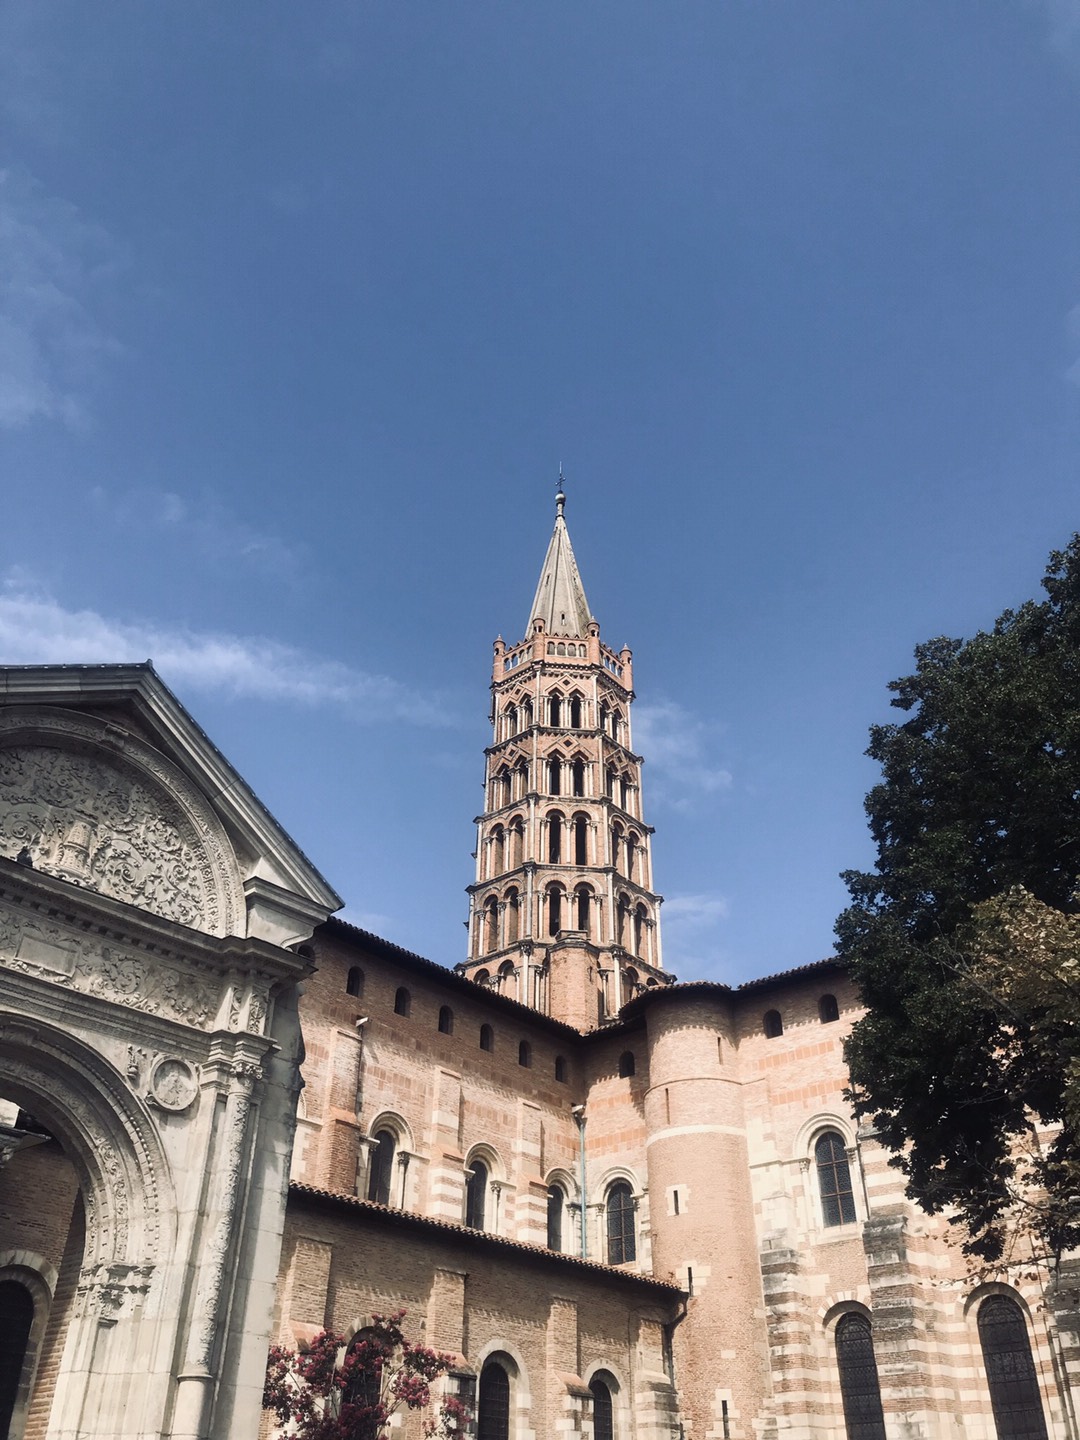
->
xmin=148 ymin=1057 xmax=199 ymax=1113
xmin=0 ymin=901 xmax=220 ymax=1029
xmin=0 ymin=709 xmax=244 ymax=937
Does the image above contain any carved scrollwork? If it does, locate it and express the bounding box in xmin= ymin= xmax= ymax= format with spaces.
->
xmin=0 ymin=709 xmax=243 ymax=937
xmin=0 ymin=900 xmax=219 ymax=1028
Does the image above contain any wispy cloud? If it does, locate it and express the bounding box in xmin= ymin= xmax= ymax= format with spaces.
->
xmin=633 ymin=699 xmax=732 ymax=808
xmin=90 ymin=486 xmax=303 ymax=577
xmin=661 ymin=891 xmax=731 ymax=971
xmin=0 ymin=168 xmax=124 ymax=429
xmin=0 ymin=575 xmax=448 ymax=725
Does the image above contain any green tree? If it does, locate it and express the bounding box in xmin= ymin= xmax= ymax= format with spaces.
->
xmin=837 ymin=536 xmax=1080 ymax=1265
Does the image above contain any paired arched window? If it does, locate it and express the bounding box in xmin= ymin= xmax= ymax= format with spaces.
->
xmin=394 ymin=987 xmax=411 ymax=1017
xmin=819 ymin=993 xmax=840 ymax=1023
xmin=438 ymin=1005 xmax=454 ymax=1035
xmin=465 ymin=1160 xmax=489 ymax=1230
xmin=483 ymin=897 xmax=499 ymax=954
xmin=548 ymin=886 xmax=563 ymax=936
xmin=590 ymin=1372 xmax=617 ymax=1440
xmin=618 ymin=1051 xmax=635 ymax=1078
xmin=477 ymin=1358 xmax=512 ymax=1440
xmin=816 ymin=1131 xmax=856 ymax=1227
xmin=480 ymin=1023 xmax=494 ymax=1052
xmin=547 ymin=1185 xmax=564 ymax=1250
xmin=606 ymin=1181 xmax=636 ymax=1265
xmin=763 ymin=1009 xmax=783 ymax=1038
xmin=978 ymin=1295 xmax=1049 ymax=1440
xmin=575 ymin=885 xmax=592 ymax=933
xmin=366 ymin=1128 xmax=397 ymax=1206
xmin=835 ymin=1313 xmax=886 ymax=1440
xmin=505 ymin=888 xmax=520 ymax=944
xmin=346 ymin=966 xmax=364 ymax=997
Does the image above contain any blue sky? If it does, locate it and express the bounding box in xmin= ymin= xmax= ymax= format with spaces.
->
xmin=2 ymin=1 xmax=1079 ymax=983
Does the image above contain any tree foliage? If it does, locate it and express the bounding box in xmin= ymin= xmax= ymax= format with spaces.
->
xmin=263 ymin=1310 xmax=470 ymax=1440
xmin=837 ymin=536 xmax=1080 ymax=1264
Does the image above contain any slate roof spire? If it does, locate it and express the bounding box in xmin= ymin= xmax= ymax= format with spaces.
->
xmin=528 ymin=476 xmax=594 ymax=637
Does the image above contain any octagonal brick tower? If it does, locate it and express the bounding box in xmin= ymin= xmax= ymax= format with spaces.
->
xmin=461 ymin=483 xmax=669 ymax=1029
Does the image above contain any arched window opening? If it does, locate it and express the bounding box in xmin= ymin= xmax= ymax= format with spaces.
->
xmin=515 ymin=762 xmax=529 ymax=801
xmin=611 ymin=710 xmax=622 ymax=743
xmin=547 ymin=1185 xmax=564 ymax=1250
xmin=438 ymin=1005 xmax=454 ymax=1035
xmin=620 ymin=776 xmax=631 ymax=810
xmin=548 ymin=812 xmax=563 ymax=864
xmin=606 ymin=1181 xmax=636 ymax=1265
xmin=477 ymin=1359 xmax=511 ymax=1440
xmin=978 ymin=1295 xmax=1049 ymax=1440
xmin=625 ymin=833 xmax=636 ymax=880
xmin=343 ymin=1327 xmax=384 ymax=1428
xmin=484 ymin=898 xmax=499 ymax=954
xmin=522 ymin=698 xmax=533 ymax=728
xmin=554 ymin=1055 xmax=568 ymax=1083
xmin=590 ymin=1373 xmax=616 ymax=1440
xmin=611 ymin=822 xmax=624 ymax=872
xmin=572 ymin=758 xmax=586 ymax=796
xmin=474 ymin=969 xmax=490 ymax=987
xmin=394 ymin=987 xmax=411 ymax=1017
xmin=510 ymin=820 xmax=524 ymax=869
xmin=492 ymin=826 xmax=506 ymax=876
xmin=835 ymin=1313 xmax=886 ymax=1440
xmin=548 ymin=887 xmax=563 ymax=936
xmin=606 ymin=767 xmax=615 ymax=799
xmin=574 ymin=814 xmax=588 ymax=865
xmin=616 ymin=896 xmax=629 ymax=947
xmin=505 ymin=888 xmax=520 ymax=944
xmin=346 ymin=966 xmax=364 ymax=998
xmin=518 ymin=1040 xmax=532 ymax=1068
xmin=576 ymin=886 xmax=591 ymax=933
xmin=623 ymin=966 xmax=639 ymax=996
xmin=547 ymin=641 xmax=556 ymax=655
xmin=499 ymin=959 xmax=516 ymax=992
xmin=550 ymin=694 xmax=563 ymax=726
xmin=556 ymin=643 xmax=566 ymax=657
xmin=763 ymin=1009 xmax=783 ymax=1039
xmin=465 ymin=1160 xmax=488 ymax=1230
xmin=618 ymin=1050 xmax=636 ymax=1078
xmin=366 ymin=1128 xmax=397 ymax=1206
xmin=633 ymin=904 xmax=646 ymax=957
xmin=599 ymin=702 xmax=609 ymax=735
xmin=816 ymin=1131 xmax=857 ymax=1227
xmin=504 ymin=705 xmax=517 ymax=738
xmin=819 ymin=993 xmax=840 ymax=1023
xmin=480 ymin=1023 xmax=494 ymax=1052
xmin=548 ymin=757 xmax=562 ymax=795
xmin=569 ymin=695 xmax=583 ymax=728
xmin=0 ymin=1280 xmax=34 ymax=1440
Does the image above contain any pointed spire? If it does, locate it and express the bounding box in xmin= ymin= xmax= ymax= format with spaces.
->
xmin=528 ymin=476 xmax=594 ymax=637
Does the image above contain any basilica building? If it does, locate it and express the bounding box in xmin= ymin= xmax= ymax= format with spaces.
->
xmin=1 ymin=491 xmax=1078 ymax=1440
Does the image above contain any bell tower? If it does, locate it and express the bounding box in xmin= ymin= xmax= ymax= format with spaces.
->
xmin=461 ymin=482 xmax=669 ymax=1029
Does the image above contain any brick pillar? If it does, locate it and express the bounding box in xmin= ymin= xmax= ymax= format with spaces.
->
xmin=863 ymin=1213 xmax=936 ymax=1439
xmin=23 ymin=1192 xmax=83 ymax=1440
xmin=758 ymin=1242 xmax=816 ymax=1436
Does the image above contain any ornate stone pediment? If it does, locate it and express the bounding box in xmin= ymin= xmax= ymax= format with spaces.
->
xmin=0 ymin=708 xmax=244 ymax=938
